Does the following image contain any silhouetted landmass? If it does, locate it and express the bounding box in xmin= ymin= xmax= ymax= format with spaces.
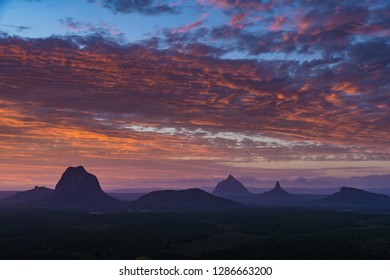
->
xmin=52 ymin=166 xmax=112 ymax=201
xmin=4 ymin=186 xmax=53 ymax=204
xmin=2 ymin=169 xmax=390 ymax=259
xmin=131 ymin=188 xmax=243 ymax=212
xmin=249 ymin=181 xmax=311 ymax=206
xmin=212 ymin=175 xmax=254 ymax=202
xmin=0 ymin=166 xmax=125 ymax=211
xmin=43 ymin=166 xmax=125 ymax=210
xmin=318 ymin=187 xmax=390 ymax=212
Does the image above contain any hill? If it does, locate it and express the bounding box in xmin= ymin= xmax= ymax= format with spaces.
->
xmin=131 ymin=188 xmax=243 ymax=212
xmin=318 ymin=187 xmax=390 ymax=212
xmin=3 ymin=186 xmax=53 ymax=204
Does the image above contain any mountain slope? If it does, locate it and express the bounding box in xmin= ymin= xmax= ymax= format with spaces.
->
xmin=249 ymin=181 xmax=306 ymax=206
xmin=2 ymin=186 xmax=53 ymax=204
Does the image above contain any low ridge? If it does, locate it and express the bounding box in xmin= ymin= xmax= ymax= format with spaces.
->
xmin=3 ymin=186 xmax=53 ymax=204
xmin=318 ymin=187 xmax=390 ymax=211
xmin=131 ymin=188 xmax=243 ymax=212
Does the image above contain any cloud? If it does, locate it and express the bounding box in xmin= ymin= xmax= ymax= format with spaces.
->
xmin=0 ymin=24 xmax=31 ymax=33
xmin=172 ymin=13 xmax=208 ymax=33
xmin=58 ymin=17 xmax=124 ymax=44
xmin=0 ymin=33 xmax=388 ymax=167
xmin=88 ymin=0 xmax=178 ymax=15
xmin=197 ymin=0 xmax=274 ymax=11
xmin=185 ymin=0 xmax=389 ymax=59
xmin=59 ymin=17 xmax=122 ymax=36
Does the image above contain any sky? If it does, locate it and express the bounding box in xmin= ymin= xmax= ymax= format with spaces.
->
xmin=0 ymin=0 xmax=389 ymax=190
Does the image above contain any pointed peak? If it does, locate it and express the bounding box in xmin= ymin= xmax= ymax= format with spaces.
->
xmin=227 ymin=174 xmax=236 ymax=180
xmin=274 ymin=181 xmax=282 ymax=190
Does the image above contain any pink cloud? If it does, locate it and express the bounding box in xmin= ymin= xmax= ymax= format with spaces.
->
xmin=173 ymin=13 xmax=208 ymax=33
xmin=270 ymin=16 xmax=287 ymax=31
xmin=229 ymin=13 xmax=247 ymax=28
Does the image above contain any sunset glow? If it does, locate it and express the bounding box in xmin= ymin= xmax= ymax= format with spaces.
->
xmin=0 ymin=0 xmax=389 ymax=189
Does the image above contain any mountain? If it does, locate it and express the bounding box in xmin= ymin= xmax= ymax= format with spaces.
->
xmin=212 ymin=175 xmax=253 ymax=202
xmin=131 ymin=188 xmax=243 ymax=212
xmin=318 ymin=187 xmax=390 ymax=211
xmin=46 ymin=166 xmax=123 ymax=210
xmin=3 ymin=186 xmax=53 ymax=204
xmin=249 ymin=181 xmax=307 ymax=206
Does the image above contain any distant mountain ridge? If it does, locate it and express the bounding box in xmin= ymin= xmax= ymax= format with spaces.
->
xmin=2 ymin=169 xmax=390 ymax=214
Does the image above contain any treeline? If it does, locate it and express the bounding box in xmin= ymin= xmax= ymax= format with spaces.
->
xmin=0 ymin=208 xmax=390 ymax=259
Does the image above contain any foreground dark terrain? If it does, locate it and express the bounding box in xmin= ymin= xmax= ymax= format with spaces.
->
xmin=1 ymin=208 xmax=390 ymax=259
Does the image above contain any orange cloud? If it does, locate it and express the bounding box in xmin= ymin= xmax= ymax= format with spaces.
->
xmin=332 ymin=82 xmax=360 ymax=95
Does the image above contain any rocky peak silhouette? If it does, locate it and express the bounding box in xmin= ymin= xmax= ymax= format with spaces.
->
xmin=54 ymin=166 xmax=106 ymax=199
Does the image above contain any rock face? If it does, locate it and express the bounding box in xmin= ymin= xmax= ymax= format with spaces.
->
xmin=212 ymin=175 xmax=253 ymax=202
xmin=131 ymin=188 xmax=243 ymax=212
xmin=54 ymin=166 xmax=106 ymax=200
xmin=50 ymin=166 xmax=120 ymax=208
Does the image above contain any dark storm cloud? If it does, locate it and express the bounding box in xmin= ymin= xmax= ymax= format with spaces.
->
xmin=88 ymin=0 xmax=178 ymax=15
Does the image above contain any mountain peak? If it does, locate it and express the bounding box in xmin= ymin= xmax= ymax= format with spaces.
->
xmin=227 ymin=174 xmax=235 ymax=180
xmin=275 ymin=181 xmax=282 ymax=190
xmin=261 ymin=180 xmax=293 ymax=197
xmin=54 ymin=166 xmax=106 ymax=199
xmin=64 ymin=165 xmax=87 ymax=174
xmin=212 ymin=175 xmax=251 ymax=199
